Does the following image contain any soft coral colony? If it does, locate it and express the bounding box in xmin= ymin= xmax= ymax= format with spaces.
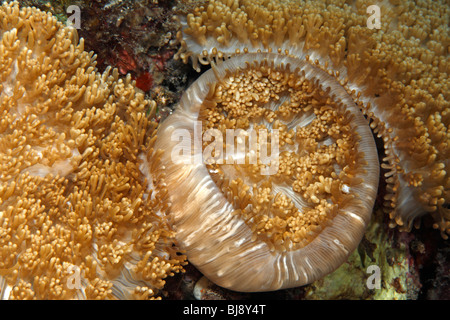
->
xmin=157 ymin=0 xmax=449 ymax=292
xmin=0 ymin=1 xmax=186 ymax=299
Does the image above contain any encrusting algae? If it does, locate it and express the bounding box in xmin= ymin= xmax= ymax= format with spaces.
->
xmin=0 ymin=1 xmax=186 ymax=299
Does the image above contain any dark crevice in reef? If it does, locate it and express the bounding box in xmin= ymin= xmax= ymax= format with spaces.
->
xmin=411 ymin=219 xmax=450 ymax=300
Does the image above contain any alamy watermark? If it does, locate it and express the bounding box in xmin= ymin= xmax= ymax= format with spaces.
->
xmin=367 ymin=5 xmax=381 ymax=30
xmin=66 ymin=5 xmax=81 ymax=29
xmin=66 ymin=265 xmax=83 ymax=290
xmin=170 ymin=121 xmax=280 ymax=175
xmin=366 ymin=265 xmax=381 ymax=289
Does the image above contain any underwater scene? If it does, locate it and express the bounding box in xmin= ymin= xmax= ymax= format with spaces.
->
xmin=0 ymin=0 xmax=448 ymax=301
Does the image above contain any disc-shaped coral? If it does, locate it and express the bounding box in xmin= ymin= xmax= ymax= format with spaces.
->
xmin=0 ymin=2 xmax=185 ymax=299
xmin=151 ymin=52 xmax=379 ymax=291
